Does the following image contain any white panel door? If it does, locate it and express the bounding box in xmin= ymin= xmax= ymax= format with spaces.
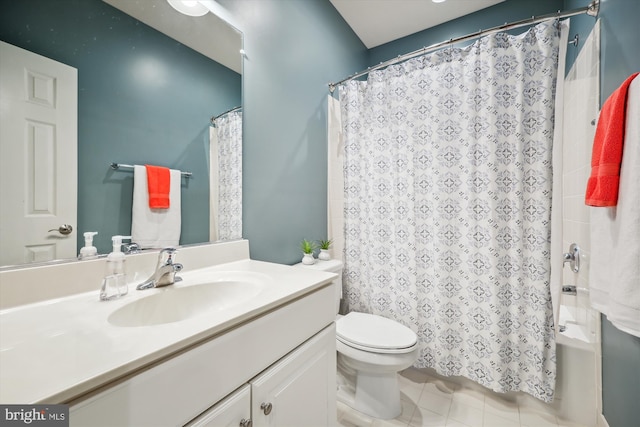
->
xmin=0 ymin=41 xmax=77 ymax=265
xmin=251 ymin=324 xmax=337 ymax=427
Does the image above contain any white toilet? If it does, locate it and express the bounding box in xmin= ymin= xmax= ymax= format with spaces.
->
xmin=297 ymin=259 xmax=419 ymax=420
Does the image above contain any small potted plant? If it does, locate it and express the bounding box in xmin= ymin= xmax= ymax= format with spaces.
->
xmin=300 ymin=239 xmax=317 ymax=265
xmin=317 ymin=239 xmax=332 ymax=261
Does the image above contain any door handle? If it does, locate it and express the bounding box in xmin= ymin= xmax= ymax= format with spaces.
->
xmin=48 ymin=224 xmax=73 ymax=235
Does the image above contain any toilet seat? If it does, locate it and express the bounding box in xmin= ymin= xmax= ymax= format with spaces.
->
xmin=336 ymin=312 xmax=417 ymax=354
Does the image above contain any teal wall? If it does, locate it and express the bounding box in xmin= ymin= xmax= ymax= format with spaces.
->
xmin=601 ymin=317 xmax=640 ymax=427
xmin=368 ymin=0 xmax=564 ymax=66
xmin=563 ymin=0 xmax=597 ymax=73
xmin=0 ymin=0 xmax=241 ymax=254
xmin=216 ymin=0 xmax=367 ymax=264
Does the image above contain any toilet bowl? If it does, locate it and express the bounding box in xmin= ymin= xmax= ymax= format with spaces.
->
xmin=296 ymin=259 xmax=419 ymax=420
xmin=336 ymin=311 xmax=418 ymax=419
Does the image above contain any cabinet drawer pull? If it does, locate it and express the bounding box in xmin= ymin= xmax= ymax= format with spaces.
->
xmin=239 ymin=418 xmax=252 ymax=427
xmin=260 ymin=402 xmax=273 ymax=415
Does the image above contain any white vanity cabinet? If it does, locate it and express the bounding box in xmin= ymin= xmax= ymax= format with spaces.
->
xmin=188 ymin=325 xmax=336 ymax=427
xmin=250 ymin=324 xmax=336 ymax=427
xmin=69 ymin=284 xmax=336 ymax=427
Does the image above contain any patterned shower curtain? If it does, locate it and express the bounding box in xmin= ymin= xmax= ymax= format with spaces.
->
xmin=339 ymin=21 xmax=560 ymax=402
xmin=214 ymin=110 xmax=243 ymax=240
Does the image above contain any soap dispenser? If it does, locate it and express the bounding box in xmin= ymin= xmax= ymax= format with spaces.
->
xmin=78 ymin=232 xmax=98 ymax=260
xmin=100 ymin=235 xmax=131 ymax=301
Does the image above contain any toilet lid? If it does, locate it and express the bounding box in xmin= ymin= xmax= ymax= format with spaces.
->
xmin=336 ymin=312 xmax=417 ymax=353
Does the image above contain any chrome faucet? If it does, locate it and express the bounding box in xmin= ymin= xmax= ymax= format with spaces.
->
xmin=136 ymin=248 xmax=183 ymax=290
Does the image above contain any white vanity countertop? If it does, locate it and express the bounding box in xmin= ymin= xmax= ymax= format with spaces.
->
xmin=0 ymin=259 xmax=336 ymax=404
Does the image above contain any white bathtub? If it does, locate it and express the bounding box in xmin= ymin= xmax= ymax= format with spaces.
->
xmin=553 ymin=299 xmax=600 ymax=427
xmin=557 ymin=304 xmax=597 ymax=351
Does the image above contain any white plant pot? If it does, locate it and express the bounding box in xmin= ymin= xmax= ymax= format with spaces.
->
xmin=318 ymin=249 xmax=331 ymax=261
xmin=301 ymin=252 xmax=315 ymax=265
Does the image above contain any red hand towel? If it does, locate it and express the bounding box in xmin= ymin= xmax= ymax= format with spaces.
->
xmin=585 ymin=72 xmax=639 ymax=207
xmin=145 ymin=164 xmax=171 ymax=209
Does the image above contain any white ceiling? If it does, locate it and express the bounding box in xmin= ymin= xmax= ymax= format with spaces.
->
xmin=330 ymin=0 xmax=505 ymax=48
xmin=103 ymin=0 xmax=242 ymax=73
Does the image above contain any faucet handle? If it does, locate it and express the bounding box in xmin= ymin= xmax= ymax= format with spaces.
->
xmin=157 ymin=247 xmax=178 ymax=266
xmin=123 ymin=242 xmax=140 ymax=254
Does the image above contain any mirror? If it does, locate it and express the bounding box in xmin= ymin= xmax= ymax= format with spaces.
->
xmin=0 ymin=0 xmax=242 ymax=267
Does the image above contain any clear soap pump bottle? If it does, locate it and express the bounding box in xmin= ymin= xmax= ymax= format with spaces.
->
xmin=78 ymin=231 xmax=98 ymax=260
xmin=100 ymin=235 xmax=131 ymax=301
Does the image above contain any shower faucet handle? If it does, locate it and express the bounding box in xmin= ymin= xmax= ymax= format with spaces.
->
xmin=562 ymin=243 xmax=580 ymax=273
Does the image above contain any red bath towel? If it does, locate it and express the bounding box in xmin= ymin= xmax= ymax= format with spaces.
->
xmin=585 ymin=72 xmax=639 ymax=207
xmin=145 ymin=164 xmax=171 ymax=209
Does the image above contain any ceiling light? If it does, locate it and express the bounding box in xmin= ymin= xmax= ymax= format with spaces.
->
xmin=167 ymin=0 xmax=209 ymax=17
xmin=432 ymin=0 xmax=447 ymax=3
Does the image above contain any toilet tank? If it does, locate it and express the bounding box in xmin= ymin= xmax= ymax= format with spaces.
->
xmin=295 ymin=259 xmax=343 ymax=315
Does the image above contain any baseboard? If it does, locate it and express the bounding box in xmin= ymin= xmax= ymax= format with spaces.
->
xmin=597 ymin=413 xmax=610 ymax=427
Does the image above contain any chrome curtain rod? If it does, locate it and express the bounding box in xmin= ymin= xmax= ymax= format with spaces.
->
xmin=328 ymin=0 xmax=599 ymax=93
xmin=210 ymin=105 xmax=242 ymax=125
xmin=110 ymin=163 xmax=193 ymax=178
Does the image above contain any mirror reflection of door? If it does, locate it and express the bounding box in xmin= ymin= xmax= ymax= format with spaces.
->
xmin=0 ymin=41 xmax=77 ymax=265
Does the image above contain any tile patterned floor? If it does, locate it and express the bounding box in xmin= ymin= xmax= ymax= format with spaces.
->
xmin=337 ymin=368 xmax=588 ymax=427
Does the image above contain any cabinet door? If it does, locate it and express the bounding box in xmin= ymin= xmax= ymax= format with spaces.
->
xmin=186 ymin=384 xmax=251 ymax=427
xmin=251 ymin=324 xmax=336 ymax=427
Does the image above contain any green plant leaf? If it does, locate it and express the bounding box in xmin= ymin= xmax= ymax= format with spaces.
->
xmin=300 ymin=238 xmax=317 ymax=254
xmin=318 ymin=239 xmax=333 ymax=250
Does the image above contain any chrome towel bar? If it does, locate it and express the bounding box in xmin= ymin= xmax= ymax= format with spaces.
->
xmin=110 ymin=163 xmax=192 ymax=178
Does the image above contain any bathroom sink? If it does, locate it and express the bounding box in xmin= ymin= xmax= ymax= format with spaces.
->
xmin=108 ymin=275 xmax=265 ymax=327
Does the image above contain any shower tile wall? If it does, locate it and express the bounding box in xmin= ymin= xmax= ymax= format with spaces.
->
xmin=558 ymin=21 xmax=601 ymax=427
xmin=562 ymin=22 xmax=599 ymax=334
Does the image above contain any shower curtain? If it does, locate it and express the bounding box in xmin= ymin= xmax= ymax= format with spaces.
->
xmin=339 ymin=21 xmax=562 ymax=402
xmin=211 ymin=110 xmax=242 ymax=241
